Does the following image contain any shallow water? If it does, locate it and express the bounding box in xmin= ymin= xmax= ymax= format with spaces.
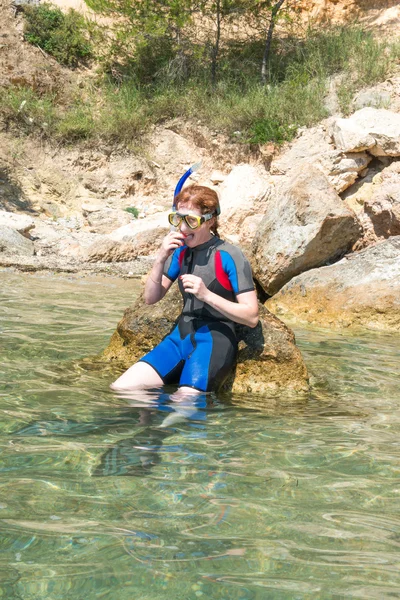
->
xmin=1 ymin=270 xmax=400 ymax=600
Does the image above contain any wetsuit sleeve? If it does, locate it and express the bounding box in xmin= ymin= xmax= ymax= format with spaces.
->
xmin=217 ymin=246 xmax=255 ymax=295
xmin=163 ymin=246 xmax=187 ymax=281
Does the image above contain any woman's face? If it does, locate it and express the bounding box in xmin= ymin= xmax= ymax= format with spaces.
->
xmin=175 ymin=201 xmax=213 ymax=248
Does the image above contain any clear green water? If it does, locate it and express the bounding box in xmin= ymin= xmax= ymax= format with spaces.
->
xmin=1 ymin=271 xmax=400 ymax=600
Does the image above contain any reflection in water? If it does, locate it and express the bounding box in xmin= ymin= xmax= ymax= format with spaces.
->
xmin=1 ymin=271 xmax=400 ymax=599
xmin=13 ymin=391 xmax=209 ymax=478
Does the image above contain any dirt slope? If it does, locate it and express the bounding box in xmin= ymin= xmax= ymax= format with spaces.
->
xmin=0 ymin=0 xmax=74 ymax=91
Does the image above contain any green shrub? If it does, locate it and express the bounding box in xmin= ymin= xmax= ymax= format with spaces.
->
xmin=23 ymin=3 xmax=92 ymax=67
xmin=125 ymin=206 xmax=139 ymax=218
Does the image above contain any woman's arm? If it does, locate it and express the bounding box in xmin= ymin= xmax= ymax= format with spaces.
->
xmin=180 ymin=275 xmax=259 ymax=328
xmin=144 ymin=231 xmax=184 ymax=305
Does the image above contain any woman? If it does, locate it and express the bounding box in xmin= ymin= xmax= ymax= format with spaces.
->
xmin=111 ymin=184 xmax=259 ymax=395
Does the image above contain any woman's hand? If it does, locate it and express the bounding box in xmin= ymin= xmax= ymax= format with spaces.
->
xmin=180 ymin=274 xmax=209 ymax=302
xmin=158 ymin=231 xmax=185 ymax=261
xmin=180 ymin=277 xmax=259 ymax=327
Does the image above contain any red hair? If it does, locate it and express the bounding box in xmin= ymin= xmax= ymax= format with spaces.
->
xmin=175 ymin=185 xmax=220 ymax=236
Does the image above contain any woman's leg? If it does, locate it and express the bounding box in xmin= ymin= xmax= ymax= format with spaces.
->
xmin=179 ymin=324 xmax=237 ymax=393
xmin=111 ymin=326 xmax=184 ymax=394
xmin=110 ymin=361 xmax=163 ymax=391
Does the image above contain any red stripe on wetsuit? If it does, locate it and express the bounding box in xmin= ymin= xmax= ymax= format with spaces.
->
xmin=214 ymin=250 xmax=233 ymax=291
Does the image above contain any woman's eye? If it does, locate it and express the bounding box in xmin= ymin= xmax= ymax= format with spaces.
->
xmin=171 ymin=215 xmax=181 ymax=226
xmin=186 ymin=216 xmax=199 ymax=227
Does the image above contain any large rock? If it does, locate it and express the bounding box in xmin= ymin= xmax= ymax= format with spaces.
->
xmin=218 ymin=164 xmax=272 ymax=250
xmin=331 ymin=108 xmax=400 ymax=156
xmin=0 ymin=225 xmax=35 ymax=256
xmin=85 ymin=209 xmax=132 ymax=234
xmin=251 ymin=165 xmax=361 ymax=296
xmin=101 ymin=286 xmax=309 ymax=397
xmin=343 ymin=160 xmax=400 ymax=247
xmin=85 ymin=229 xmax=167 ymax=262
xmin=267 ymin=237 xmax=400 ymax=331
xmin=271 ymin=127 xmax=371 ymax=193
xmin=0 ymin=210 xmax=34 ymax=237
xmin=109 ymin=211 xmax=169 ymax=242
xmin=363 ymin=162 xmax=400 ymax=239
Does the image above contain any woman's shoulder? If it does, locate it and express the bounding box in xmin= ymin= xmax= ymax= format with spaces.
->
xmin=215 ymin=238 xmax=249 ymax=261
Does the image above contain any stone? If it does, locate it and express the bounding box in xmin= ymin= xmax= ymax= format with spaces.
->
xmin=353 ymin=90 xmax=392 ymax=111
xmin=267 ymin=236 xmax=400 ymax=332
xmin=363 ymin=162 xmax=400 ymax=239
xmin=343 ymin=161 xmax=400 ymax=247
xmin=85 ymin=239 xmax=137 ymax=263
xmin=81 ymin=201 xmax=105 ymax=215
xmin=209 ymin=170 xmax=225 ymax=185
xmin=109 ymin=211 xmax=170 ymax=243
xmin=85 ymin=209 xmax=132 ymax=234
xmin=85 ymin=228 xmax=167 ymax=262
xmin=0 ymin=225 xmax=35 ymax=256
xmin=0 ymin=210 xmax=34 ymax=237
xmin=218 ymin=164 xmax=272 ymax=251
xmin=251 ymin=165 xmax=361 ymax=296
xmin=101 ymin=285 xmax=309 ymax=397
xmin=271 ymin=126 xmax=371 ymax=193
xmin=331 ymin=108 xmax=400 ymax=156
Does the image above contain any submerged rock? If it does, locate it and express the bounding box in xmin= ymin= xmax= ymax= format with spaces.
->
xmin=267 ymin=237 xmax=400 ymax=332
xmin=102 ymin=285 xmax=309 ymax=397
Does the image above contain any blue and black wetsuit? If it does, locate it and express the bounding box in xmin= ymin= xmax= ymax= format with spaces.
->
xmin=139 ymin=236 xmax=255 ymax=392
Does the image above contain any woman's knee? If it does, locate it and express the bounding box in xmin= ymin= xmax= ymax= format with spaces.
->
xmin=110 ymin=361 xmax=163 ymax=392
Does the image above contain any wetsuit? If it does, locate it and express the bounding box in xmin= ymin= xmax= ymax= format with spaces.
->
xmin=139 ymin=236 xmax=255 ymax=392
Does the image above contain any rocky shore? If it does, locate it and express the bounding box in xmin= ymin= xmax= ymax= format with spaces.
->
xmin=2 ymin=102 xmax=400 ymax=328
xmin=3 ymin=80 xmax=400 ymax=396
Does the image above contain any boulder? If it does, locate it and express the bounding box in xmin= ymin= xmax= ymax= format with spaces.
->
xmin=85 ymin=209 xmax=132 ymax=234
xmin=331 ymin=108 xmax=400 ymax=156
xmin=209 ymin=170 xmax=225 ymax=185
xmin=101 ymin=286 xmax=309 ymax=397
xmin=251 ymin=165 xmax=361 ymax=296
xmin=363 ymin=162 xmax=400 ymax=239
xmin=85 ymin=239 xmax=137 ymax=263
xmin=343 ymin=160 xmax=400 ymax=247
xmin=0 ymin=225 xmax=35 ymax=256
xmin=85 ymin=229 xmax=167 ymax=262
xmin=271 ymin=126 xmax=371 ymax=193
xmin=0 ymin=210 xmax=34 ymax=237
xmin=352 ymin=90 xmax=392 ymax=111
xmin=109 ymin=211 xmax=169 ymax=242
xmin=218 ymin=164 xmax=272 ymax=251
xmin=267 ymin=237 xmax=400 ymax=332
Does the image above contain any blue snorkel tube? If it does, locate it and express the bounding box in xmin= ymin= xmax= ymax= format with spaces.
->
xmin=172 ymin=161 xmax=202 ymax=210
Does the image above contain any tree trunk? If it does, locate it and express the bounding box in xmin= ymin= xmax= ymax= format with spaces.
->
xmin=211 ymin=0 xmax=222 ymax=86
xmin=261 ymin=0 xmax=286 ymax=85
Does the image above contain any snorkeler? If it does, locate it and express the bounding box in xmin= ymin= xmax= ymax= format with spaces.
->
xmin=111 ymin=183 xmax=259 ymax=395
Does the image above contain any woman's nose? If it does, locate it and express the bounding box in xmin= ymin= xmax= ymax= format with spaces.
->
xmin=179 ymin=220 xmax=190 ymax=232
